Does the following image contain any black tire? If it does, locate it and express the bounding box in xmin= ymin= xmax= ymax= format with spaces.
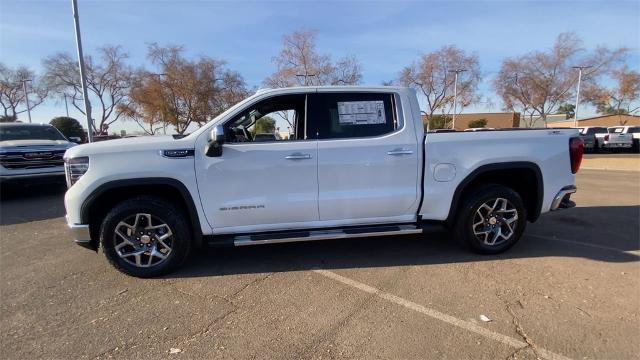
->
xmin=453 ymin=184 xmax=527 ymax=254
xmin=100 ymin=196 xmax=192 ymax=278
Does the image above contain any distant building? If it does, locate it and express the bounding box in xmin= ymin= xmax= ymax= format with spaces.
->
xmin=547 ymin=114 xmax=640 ymax=128
xmin=520 ymin=114 xmax=568 ymax=128
xmin=422 ymin=112 xmax=520 ymax=130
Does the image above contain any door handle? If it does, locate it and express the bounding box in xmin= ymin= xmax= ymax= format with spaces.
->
xmin=285 ymin=153 xmax=312 ymax=160
xmin=387 ymin=148 xmax=413 ymax=156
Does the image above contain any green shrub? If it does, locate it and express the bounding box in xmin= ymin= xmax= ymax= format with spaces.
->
xmin=50 ymin=117 xmax=85 ymax=140
xmin=468 ymin=118 xmax=488 ymax=128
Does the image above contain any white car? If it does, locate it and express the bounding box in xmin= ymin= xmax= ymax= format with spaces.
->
xmin=0 ymin=123 xmax=76 ymax=184
xmin=64 ymin=86 xmax=583 ymax=277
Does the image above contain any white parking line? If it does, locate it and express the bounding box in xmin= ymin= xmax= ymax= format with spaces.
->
xmin=313 ymin=269 xmax=572 ymax=360
xmin=527 ymin=234 xmax=640 ymax=255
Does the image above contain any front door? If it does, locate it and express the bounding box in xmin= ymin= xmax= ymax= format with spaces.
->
xmin=308 ymin=91 xmax=419 ymax=223
xmin=195 ymin=93 xmax=319 ymax=233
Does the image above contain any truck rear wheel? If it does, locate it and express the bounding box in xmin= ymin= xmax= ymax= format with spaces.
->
xmin=453 ymin=184 xmax=527 ymax=254
xmin=100 ymin=196 xmax=191 ymax=278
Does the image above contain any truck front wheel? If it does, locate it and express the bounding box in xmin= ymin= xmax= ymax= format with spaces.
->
xmin=100 ymin=196 xmax=192 ymax=277
xmin=453 ymin=184 xmax=527 ymax=254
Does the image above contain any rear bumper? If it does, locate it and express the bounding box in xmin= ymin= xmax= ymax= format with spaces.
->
xmin=550 ymin=185 xmax=577 ymax=211
xmin=66 ymin=216 xmax=97 ymax=251
xmin=605 ymin=143 xmax=632 ymax=148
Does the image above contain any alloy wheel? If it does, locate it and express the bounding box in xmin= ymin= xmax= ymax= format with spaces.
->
xmin=472 ymin=197 xmax=519 ymax=246
xmin=113 ymin=213 xmax=174 ymax=268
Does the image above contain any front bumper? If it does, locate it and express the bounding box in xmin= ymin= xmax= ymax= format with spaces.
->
xmin=550 ymin=185 xmax=577 ymax=211
xmin=0 ymin=171 xmax=65 ymax=183
xmin=66 ymin=216 xmax=97 ymax=251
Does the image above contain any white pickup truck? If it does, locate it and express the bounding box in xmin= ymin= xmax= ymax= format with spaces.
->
xmin=64 ymin=86 xmax=583 ymax=277
xmin=604 ymin=126 xmax=634 ymax=151
xmin=1 ymin=123 xmax=76 ymax=184
xmin=607 ymin=126 xmax=640 ymax=152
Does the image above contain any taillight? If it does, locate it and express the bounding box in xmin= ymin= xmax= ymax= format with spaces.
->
xmin=569 ymin=137 xmax=584 ymax=174
xmin=604 ymin=134 xmax=609 ymax=141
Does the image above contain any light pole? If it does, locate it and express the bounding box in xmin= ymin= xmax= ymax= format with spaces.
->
xmin=449 ymin=69 xmax=466 ymax=130
xmin=572 ymin=65 xmax=592 ymax=128
xmin=63 ymin=94 xmax=70 ymax=117
xmin=152 ymin=73 xmax=166 ymax=134
xmin=20 ymin=79 xmax=32 ymax=123
xmin=72 ymin=0 xmax=94 ymax=142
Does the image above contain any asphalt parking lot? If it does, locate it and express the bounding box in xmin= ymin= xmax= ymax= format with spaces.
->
xmin=1 ymin=167 xmax=639 ymax=359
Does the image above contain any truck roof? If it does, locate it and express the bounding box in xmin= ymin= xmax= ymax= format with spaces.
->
xmin=255 ymin=85 xmax=412 ymax=96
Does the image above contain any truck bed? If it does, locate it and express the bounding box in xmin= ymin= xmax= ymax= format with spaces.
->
xmin=419 ymin=128 xmax=579 ymax=221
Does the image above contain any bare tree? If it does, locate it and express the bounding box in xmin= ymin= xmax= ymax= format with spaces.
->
xmin=582 ymin=65 xmax=640 ymax=122
xmin=494 ymin=33 xmax=627 ymax=127
xmin=117 ymin=71 xmax=166 ymax=135
xmin=121 ymin=44 xmax=248 ymax=135
xmin=265 ymin=29 xmax=363 ymax=88
xmin=398 ymin=45 xmax=481 ymax=128
xmin=0 ymin=63 xmax=48 ymax=118
xmin=42 ymin=46 xmax=133 ymax=134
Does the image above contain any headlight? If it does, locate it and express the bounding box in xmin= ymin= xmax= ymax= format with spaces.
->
xmin=64 ymin=157 xmax=89 ymax=188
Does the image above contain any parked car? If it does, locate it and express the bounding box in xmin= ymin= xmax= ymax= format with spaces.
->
xmin=605 ymin=127 xmax=633 ymax=151
xmin=64 ymin=86 xmax=582 ymax=277
xmin=578 ymin=127 xmax=608 ymax=152
xmin=0 ymin=123 xmax=76 ymax=184
xmin=607 ymin=126 xmax=640 ymax=153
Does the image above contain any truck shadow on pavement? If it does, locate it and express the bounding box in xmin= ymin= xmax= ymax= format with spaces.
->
xmin=169 ymin=205 xmax=640 ymax=279
xmin=0 ymin=183 xmax=67 ymax=225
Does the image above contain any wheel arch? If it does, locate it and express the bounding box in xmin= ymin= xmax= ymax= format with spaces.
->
xmin=81 ymin=178 xmax=203 ymax=248
xmin=446 ymin=162 xmax=543 ymax=225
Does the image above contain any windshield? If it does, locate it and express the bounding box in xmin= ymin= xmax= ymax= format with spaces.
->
xmin=0 ymin=125 xmax=67 ymax=141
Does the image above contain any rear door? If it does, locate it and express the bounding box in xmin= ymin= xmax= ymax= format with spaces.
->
xmin=308 ymin=91 xmax=419 ymax=223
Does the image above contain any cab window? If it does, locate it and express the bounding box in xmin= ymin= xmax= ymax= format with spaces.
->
xmin=307 ymin=93 xmax=397 ymax=140
xmin=225 ymin=94 xmax=307 ymax=143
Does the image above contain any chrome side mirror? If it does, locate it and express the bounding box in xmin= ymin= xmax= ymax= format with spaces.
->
xmin=206 ymin=125 xmax=225 ymax=157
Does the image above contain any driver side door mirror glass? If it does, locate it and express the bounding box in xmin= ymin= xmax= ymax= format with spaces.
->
xmin=206 ymin=125 xmax=225 ymax=157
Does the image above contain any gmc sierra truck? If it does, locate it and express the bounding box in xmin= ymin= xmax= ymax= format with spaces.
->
xmin=64 ymin=86 xmax=583 ymax=277
xmin=1 ymin=123 xmax=76 ymax=184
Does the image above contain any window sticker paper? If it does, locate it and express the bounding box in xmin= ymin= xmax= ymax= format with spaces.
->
xmin=337 ymin=101 xmax=386 ymax=125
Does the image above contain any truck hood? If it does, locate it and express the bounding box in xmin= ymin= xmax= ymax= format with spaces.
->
xmin=0 ymin=139 xmax=75 ymax=151
xmin=64 ymin=135 xmax=195 ymax=158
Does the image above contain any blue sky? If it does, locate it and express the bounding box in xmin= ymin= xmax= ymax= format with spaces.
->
xmin=1 ymin=0 xmax=639 ymax=133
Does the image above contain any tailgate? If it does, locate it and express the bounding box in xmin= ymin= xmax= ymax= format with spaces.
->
xmin=609 ymin=133 xmax=633 ymax=144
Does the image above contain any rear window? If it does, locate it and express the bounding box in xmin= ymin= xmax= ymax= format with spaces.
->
xmin=0 ymin=125 xmax=66 ymax=141
xmin=308 ymin=93 xmax=397 ymax=139
xmin=628 ymin=127 xmax=640 ymax=134
xmin=609 ymin=127 xmax=624 ymax=133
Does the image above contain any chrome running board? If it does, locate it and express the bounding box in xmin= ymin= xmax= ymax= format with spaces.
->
xmin=232 ymin=224 xmax=423 ymax=246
